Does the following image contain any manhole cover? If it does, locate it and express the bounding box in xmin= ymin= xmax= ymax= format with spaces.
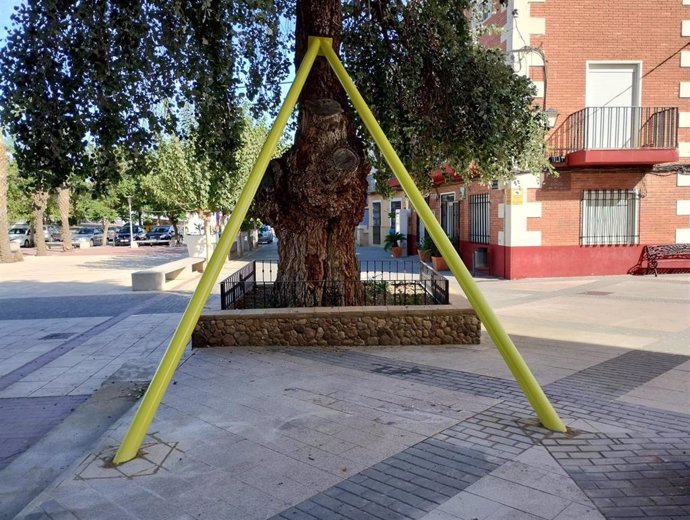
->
xmin=39 ymin=333 xmax=75 ymax=340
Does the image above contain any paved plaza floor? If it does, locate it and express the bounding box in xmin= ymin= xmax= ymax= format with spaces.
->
xmin=0 ymin=244 xmax=689 ymax=520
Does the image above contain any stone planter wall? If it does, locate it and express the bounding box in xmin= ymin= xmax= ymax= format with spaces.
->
xmin=192 ymin=305 xmax=480 ymax=348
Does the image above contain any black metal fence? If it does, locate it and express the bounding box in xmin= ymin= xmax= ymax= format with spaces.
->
xmin=419 ymin=261 xmax=450 ymax=304
xmin=548 ymin=106 xmax=678 ymax=158
xmin=220 ymin=261 xmax=256 ymax=310
xmin=220 ymin=259 xmax=448 ymax=309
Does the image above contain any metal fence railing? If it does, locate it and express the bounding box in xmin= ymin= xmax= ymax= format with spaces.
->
xmin=220 ymin=261 xmax=256 ymax=310
xmin=420 ymin=261 xmax=450 ymax=304
xmin=548 ymin=106 xmax=678 ymax=158
xmin=220 ymin=259 xmax=449 ymax=309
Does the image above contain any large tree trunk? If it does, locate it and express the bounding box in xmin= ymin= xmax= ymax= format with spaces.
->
xmin=32 ymin=189 xmax=49 ymax=256
xmin=256 ymin=0 xmax=370 ymax=306
xmin=0 ymin=140 xmax=21 ymax=263
xmin=57 ymin=185 xmax=73 ymax=251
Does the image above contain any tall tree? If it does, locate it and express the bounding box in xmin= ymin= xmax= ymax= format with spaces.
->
xmin=256 ymin=0 xmax=369 ymax=305
xmin=0 ymin=0 xmax=550 ymax=301
xmin=32 ymin=189 xmax=49 ymax=256
xmin=0 ymin=2 xmax=88 ymax=257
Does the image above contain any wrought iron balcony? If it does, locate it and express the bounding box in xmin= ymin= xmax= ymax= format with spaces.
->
xmin=548 ymin=106 xmax=679 ymax=167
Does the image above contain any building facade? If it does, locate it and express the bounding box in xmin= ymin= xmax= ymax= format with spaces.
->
xmin=368 ymin=0 xmax=690 ymax=278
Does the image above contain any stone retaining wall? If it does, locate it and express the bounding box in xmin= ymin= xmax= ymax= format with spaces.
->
xmin=192 ymin=305 xmax=480 ymax=348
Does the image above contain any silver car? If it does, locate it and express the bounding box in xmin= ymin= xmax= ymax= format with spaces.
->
xmin=72 ymin=227 xmax=104 ymax=247
xmin=9 ymin=227 xmax=32 ymax=247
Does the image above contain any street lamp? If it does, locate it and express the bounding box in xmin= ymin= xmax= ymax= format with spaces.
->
xmin=546 ymin=107 xmax=560 ymax=129
xmin=127 ymin=196 xmax=135 ymax=249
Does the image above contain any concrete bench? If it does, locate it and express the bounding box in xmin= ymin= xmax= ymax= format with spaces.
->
xmin=132 ymin=257 xmax=205 ymax=291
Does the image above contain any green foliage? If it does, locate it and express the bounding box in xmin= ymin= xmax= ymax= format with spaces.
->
xmin=418 ymin=234 xmax=435 ymax=254
xmin=383 ymin=231 xmax=405 ymax=252
xmin=6 ymin=155 xmax=31 ymax=223
xmin=1 ymin=0 xmax=551 ymax=230
xmin=0 ymin=2 xmax=89 ymax=190
xmin=0 ymin=0 xmax=293 ymax=192
xmin=72 ymin=181 xmax=119 ymax=224
xmin=343 ymin=0 xmax=552 ymax=189
xmin=141 ymin=110 xmax=281 ymax=216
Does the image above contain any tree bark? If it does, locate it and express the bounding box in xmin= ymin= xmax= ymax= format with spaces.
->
xmin=103 ymin=219 xmax=110 ymax=246
xmin=32 ymin=189 xmax=49 ymax=256
xmin=256 ymin=0 xmax=370 ymax=306
xmin=168 ymin=213 xmax=180 ymax=245
xmin=0 ymin=141 xmax=21 ymax=263
xmin=57 ymin=185 xmax=73 ymax=251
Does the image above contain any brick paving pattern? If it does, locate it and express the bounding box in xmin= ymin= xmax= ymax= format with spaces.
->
xmin=286 ymin=349 xmax=690 ymax=520
xmin=274 ymin=439 xmax=508 ymax=520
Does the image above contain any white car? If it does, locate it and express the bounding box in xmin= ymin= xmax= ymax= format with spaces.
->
xmin=258 ymin=225 xmax=274 ymax=244
xmin=9 ymin=227 xmax=32 ymax=247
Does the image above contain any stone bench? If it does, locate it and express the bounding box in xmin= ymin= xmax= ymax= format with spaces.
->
xmin=132 ymin=257 xmax=205 ymax=291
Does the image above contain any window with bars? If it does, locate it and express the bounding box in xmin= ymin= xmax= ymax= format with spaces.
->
xmin=581 ymin=189 xmax=640 ymax=245
xmin=469 ymin=193 xmax=490 ymax=244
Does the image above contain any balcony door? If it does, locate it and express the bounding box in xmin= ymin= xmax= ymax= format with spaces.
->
xmin=585 ymin=63 xmax=640 ymax=149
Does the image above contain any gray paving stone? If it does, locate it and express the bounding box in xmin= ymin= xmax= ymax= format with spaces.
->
xmin=466 ymin=475 xmax=571 ymax=519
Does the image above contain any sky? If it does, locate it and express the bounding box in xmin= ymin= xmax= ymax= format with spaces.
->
xmin=0 ymin=0 xmax=23 ymax=44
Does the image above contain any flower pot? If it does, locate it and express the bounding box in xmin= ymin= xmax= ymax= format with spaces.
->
xmin=431 ymin=256 xmax=448 ymax=271
xmin=418 ymin=249 xmax=431 ymax=263
xmin=391 ymin=246 xmax=404 ymax=258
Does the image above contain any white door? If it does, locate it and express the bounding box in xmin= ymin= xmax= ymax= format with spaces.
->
xmin=585 ymin=64 xmax=639 ymax=149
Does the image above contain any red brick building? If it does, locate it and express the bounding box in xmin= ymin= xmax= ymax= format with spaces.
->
xmin=369 ymin=0 xmax=690 ymax=278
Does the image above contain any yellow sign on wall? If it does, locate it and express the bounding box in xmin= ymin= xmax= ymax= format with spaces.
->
xmin=508 ymin=187 xmax=524 ymax=205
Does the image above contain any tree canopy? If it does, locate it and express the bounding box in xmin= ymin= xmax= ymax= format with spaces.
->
xmin=1 ymin=0 xmax=547 ymax=195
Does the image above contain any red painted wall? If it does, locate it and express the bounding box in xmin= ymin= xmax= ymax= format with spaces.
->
xmin=488 ymin=244 xmax=690 ymax=279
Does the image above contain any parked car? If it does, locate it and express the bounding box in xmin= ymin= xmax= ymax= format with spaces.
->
xmin=114 ymin=224 xmax=146 ymax=246
xmin=72 ymin=227 xmax=104 ymax=247
xmin=8 ymin=227 xmax=32 ymax=247
xmin=43 ymin=225 xmax=60 ymax=241
xmin=144 ymin=225 xmax=176 ymax=245
xmin=106 ymin=226 xmax=121 ymax=244
xmin=257 ymin=225 xmax=274 ymax=244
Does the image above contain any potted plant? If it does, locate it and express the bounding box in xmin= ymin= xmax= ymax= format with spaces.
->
xmin=428 ymin=237 xmax=448 ymax=271
xmin=417 ymin=234 xmax=434 ymax=263
xmin=383 ymin=231 xmax=405 ymax=258
xmin=430 ymin=236 xmax=460 ymax=271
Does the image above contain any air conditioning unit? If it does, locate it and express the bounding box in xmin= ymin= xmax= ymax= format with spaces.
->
xmin=458 ymin=186 xmax=467 ymax=200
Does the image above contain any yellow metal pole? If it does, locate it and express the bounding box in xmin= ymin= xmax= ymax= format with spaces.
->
xmin=113 ymin=38 xmax=323 ymax=465
xmin=320 ymin=39 xmax=566 ymax=432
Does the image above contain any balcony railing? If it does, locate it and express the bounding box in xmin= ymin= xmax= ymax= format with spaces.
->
xmin=548 ymin=106 xmax=678 ymax=159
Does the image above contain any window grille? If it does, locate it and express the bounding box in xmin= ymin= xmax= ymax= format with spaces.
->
xmin=581 ymin=189 xmax=640 ymax=245
xmin=470 ymin=194 xmax=490 ymax=244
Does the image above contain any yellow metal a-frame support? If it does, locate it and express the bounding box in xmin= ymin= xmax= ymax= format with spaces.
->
xmin=114 ymin=37 xmax=564 ymax=465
